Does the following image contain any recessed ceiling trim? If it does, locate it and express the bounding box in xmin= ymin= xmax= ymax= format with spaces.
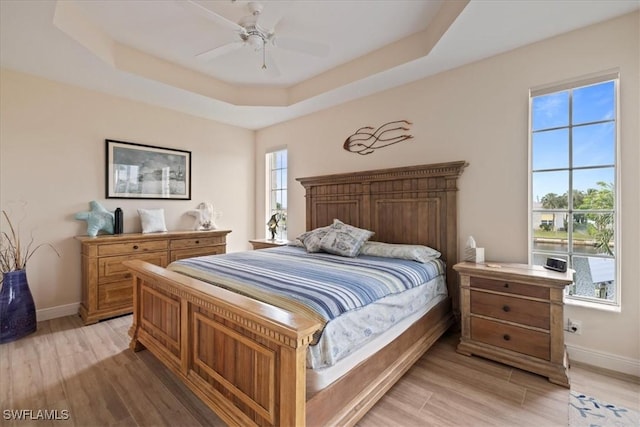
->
xmin=53 ymin=0 xmax=114 ymax=66
xmin=52 ymin=0 xmax=467 ymax=109
xmin=289 ymin=0 xmax=468 ymax=105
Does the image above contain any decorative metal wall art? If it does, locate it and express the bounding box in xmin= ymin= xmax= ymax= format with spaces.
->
xmin=343 ymin=120 xmax=413 ymax=155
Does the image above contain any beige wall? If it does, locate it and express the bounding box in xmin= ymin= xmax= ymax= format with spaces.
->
xmin=0 ymin=69 xmax=255 ymax=315
xmin=255 ymin=12 xmax=640 ymax=374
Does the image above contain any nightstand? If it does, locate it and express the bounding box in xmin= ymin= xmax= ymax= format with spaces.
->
xmin=249 ymin=238 xmax=291 ymax=250
xmin=454 ymin=262 xmax=574 ymax=387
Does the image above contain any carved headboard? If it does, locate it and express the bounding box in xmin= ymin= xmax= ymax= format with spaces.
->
xmin=296 ymin=161 xmax=468 ymax=316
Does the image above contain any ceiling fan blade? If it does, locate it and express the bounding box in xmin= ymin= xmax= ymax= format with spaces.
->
xmin=182 ymin=0 xmax=246 ymax=34
xmin=255 ymin=2 xmax=289 ymax=33
xmin=196 ymin=41 xmax=245 ymax=61
xmin=273 ymin=36 xmax=329 ymax=57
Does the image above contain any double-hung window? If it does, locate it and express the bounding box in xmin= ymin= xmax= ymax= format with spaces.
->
xmin=529 ymin=72 xmax=619 ymax=307
xmin=265 ymin=149 xmax=287 ymax=239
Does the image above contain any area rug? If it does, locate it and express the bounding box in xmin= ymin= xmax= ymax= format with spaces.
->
xmin=569 ymin=391 xmax=639 ymax=426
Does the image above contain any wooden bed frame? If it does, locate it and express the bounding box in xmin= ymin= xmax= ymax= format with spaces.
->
xmin=125 ymin=161 xmax=467 ymax=427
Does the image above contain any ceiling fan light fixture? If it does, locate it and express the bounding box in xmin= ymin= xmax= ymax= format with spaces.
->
xmin=248 ymin=33 xmax=264 ymax=50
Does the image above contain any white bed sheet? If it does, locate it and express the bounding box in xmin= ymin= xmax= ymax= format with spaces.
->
xmin=306 ymin=274 xmax=447 ymax=393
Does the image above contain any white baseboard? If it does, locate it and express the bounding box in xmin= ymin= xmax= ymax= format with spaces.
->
xmin=567 ymin=343 xmax=640 ymax=378
xmin=36 ymin=302 xmax=79 ymax=322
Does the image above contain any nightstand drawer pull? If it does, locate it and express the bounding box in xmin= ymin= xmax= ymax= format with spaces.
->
xmin=133 ymin=245 xmax=139 ymax=250
xmin=503 ymin=334 xmax=511 ymax=341
xmin=502 ymin=305 xmax=510 ymax=312
xmin=195 ymin=240 xmax=200 ymax=244
xmin=503 ymin=283 xmax=509 ymax=288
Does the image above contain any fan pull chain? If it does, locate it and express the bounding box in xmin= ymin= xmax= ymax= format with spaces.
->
xmin=262 ymin=38 xmax=267 ymax=70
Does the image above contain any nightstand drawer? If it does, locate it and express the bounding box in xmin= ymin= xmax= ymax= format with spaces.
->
xmin=98 ymin=240 xmax=168 ymax=256
xmin=471 ymin=276 xmax=549 ymax=300
xmin=471 ymin=317 xmax=550 ymax=360
xmin=470 ymin=291 xmax=550 ymax=329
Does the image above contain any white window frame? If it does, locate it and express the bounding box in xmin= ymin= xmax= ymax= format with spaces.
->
xmin=528 ymin=71 xmax=621 ymax=310
xmin=265 ymin=148 xmax=287 ymax=240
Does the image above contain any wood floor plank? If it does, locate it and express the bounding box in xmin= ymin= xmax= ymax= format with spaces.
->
xmin=57 ymin=349 xmax=132 ymax=426
xmin=136 ymin=351 xmax=227 ymax=427
xmin=5 ymin=321 xmax=55 ymax=364
xmin=49 ymin=316 xmax=90 ymax=358
xmin=410 ymin=354 xmax=528 ymax=405
xmin=10 ymin=356 xmax=67 ymax=410
xmin=0 ymin=337 xmax=13 ymax=418
xmin=104 ymin=354 xmax=203 ymax=427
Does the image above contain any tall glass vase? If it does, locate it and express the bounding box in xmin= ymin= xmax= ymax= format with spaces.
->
xmin=0 ymin=270 xmax=37 ymax=344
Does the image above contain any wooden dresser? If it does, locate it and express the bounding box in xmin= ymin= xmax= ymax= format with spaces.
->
xmin=454 ymin=262 xmax=574 ymax=387
xmin=76 ymin=230 xmax=231 ymax=325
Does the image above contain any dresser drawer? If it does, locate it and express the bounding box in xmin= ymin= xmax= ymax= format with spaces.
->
xmin=470 ymin=276 xmax=549 ymax=300
xmin=98 ymin=280 xmax=133 ymax=310
xmin=98 ymin=252 xmax=168 ymax=284
xmin=98 ymin=240 xmax=168 ymax=256
xmin=171 ymin=236 xmax=226 ymax=250
xmin=170 ymin=246 xmax=225 ymax=262
xmin=470 ymin=291 xmax=550 ymax=329
xmin=471 ymin=317 xmax=550 ymax=360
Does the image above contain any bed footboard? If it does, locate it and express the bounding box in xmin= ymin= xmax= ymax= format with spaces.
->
xmin=124 ymin=260 xmax=320 ymax=427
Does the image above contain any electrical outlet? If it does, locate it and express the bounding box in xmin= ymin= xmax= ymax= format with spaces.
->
xmin=567 ymin=319 xmax=582 ymax=335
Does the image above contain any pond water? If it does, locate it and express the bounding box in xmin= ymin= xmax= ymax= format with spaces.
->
xmin=533 ymin=241 xmax=604 ymax=255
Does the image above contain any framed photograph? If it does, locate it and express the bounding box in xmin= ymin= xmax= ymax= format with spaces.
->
xmin=106 ymin=139 xmax=191 ymax=200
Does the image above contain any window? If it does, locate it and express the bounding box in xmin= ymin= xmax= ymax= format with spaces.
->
xmin=265 ymin=149 xmax=287 ymax=240
xmin=529 ymin=73 xmax=619 ymax=306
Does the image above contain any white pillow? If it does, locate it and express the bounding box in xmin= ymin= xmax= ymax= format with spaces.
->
xmin=138 ymin=208 xmax=167 ymax=233
xmin=319 ymin=219 xmax=374 ymax=257
xmin=359 ymin=241 xmax=441 ymax=263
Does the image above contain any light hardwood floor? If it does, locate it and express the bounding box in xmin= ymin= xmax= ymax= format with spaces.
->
xmin=1 ymin=314 xmax=637 ymax=426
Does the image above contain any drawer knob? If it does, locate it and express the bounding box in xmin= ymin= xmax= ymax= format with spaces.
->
xmin=195 ymin=240 xmax=200 ymax=244
xmin=502 ymin=305 xmax=511 ymax=312
xmin=503 ymin=283 xmax=509 ymax=288
xmin=133 ymin=245 xmax=139 ymax=250
xmin=503 ymin=334 xmax=511 ymax=341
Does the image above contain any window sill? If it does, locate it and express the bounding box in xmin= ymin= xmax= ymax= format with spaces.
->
xmin=565 ymin=297 xmax=621 ymax=313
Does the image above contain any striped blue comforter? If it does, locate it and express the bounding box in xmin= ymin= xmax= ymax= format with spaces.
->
xmin=168 ymin=245 xmax=445 ymax=334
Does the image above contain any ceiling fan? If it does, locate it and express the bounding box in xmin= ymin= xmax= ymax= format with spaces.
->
xmin=184 ymin=0 xmax=330 ymax=74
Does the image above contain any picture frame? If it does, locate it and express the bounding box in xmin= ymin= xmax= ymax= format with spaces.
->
xmin=105 ymin=139 xmax=191 ymax=200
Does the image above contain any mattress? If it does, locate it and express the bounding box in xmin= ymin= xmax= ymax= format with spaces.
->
xmin=168 ymin=245 xmax=447 ymax=370
xmin=307 ymin=276 xmax=447 ymax=393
